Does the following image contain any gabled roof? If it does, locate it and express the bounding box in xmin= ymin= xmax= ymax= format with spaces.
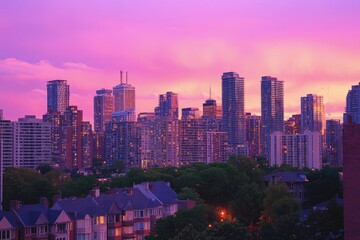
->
xmin=52 ymin=197 xmax=100 ymax=219
xmin=13 ymin=203 xmax=72 ymax=227
xmin=264 ymin=172 xmax=308 ymax=183
xmin=135 ymin=182 xmax=178 ymax=205
xmin=0 ymin=211 xmax=17 ymax=229
xmin=13 ymin=204 xmax=49 ymax=227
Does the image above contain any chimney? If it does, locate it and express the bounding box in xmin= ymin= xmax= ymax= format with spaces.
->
xmin=39 ymin=197 xmax=49 ymax=208
xmin=89 ymin=187 xmax=100 ymax=198
xmin=10 ymin=200 xmax=20 ymax=211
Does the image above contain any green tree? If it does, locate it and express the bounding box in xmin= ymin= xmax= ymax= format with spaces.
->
xmin=201 ymin=221 xmax=254 ymax=240
xmin=37 ymin=163 xmax=53 ymax=175
xmin=178 ymin=187 xmax=201 ymax=202
xmin=230 ymin=182 xmax=264 ymax=225
xmin=263 ymin=183 xmax=300 ymax=221
xmin=171 ymin=225 xmax=201 ymax=240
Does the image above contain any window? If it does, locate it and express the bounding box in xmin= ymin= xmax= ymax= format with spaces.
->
xmin=57 ymin=223 xmax=67 ymax=233
xmin=77 ymin=233 xmax=90 ymax=240
xmin=95 ymin=216 xmax=105 ymax=225
xmin=0 ymin=230 xmax=11 ymax=240
xmin=135 ymin=222 xmax=144 ymax=230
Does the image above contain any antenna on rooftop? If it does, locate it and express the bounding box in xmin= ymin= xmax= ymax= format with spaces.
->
xmin=126 ymin=72 xmax=128 ymax=84
xmin=209 ymin=84 xmax=212 ymax=99
xmin=120 ymin=70 xmax=123 ymax=84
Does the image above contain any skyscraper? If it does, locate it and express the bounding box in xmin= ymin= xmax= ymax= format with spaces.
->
xmin=261 ymin=76 xmax=284 ymax=158
xmin=301 ymin=94 xmax=325 ymax=135
xmin=221 ymin=72 xmax=245 ymax=152
xmin=344 ymin=82 xmax=360 ymax=124
xmin=270 ymin=130 xmax=322 ymax=169
xmin=284 ymin=114 xmax=301 ymax=135
xmin=47 ymin=80 xmax=70 ymax=114
xmin=13 ymin=115 xmax=51 ymax=168
xmin=0 ymin=115 xmax=13 ymax=169
xmin=245 ymin=113 xmax=261 ymax=157
xmin=203 ymin=99 xmax=222 ymax=118
xmin=0 ymin=109 xmax=3 ymax=120
xmin=94 ymin=89 xmax=114 ymax=132
xmin=181 ymin=107 xmax=200 ymax=120
xmin=325 ymin=119 xmax=343 ymax=167
xmin=157 ymin=92 xmax=179 ymax=119
xmin=113 ymin=72 xmax=135 ymax=113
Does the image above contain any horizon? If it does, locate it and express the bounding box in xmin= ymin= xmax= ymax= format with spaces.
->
xmin=1 ymin=1 xmax=360 ymax=124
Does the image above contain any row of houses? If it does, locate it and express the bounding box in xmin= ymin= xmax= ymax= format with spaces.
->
xmin=0 ymin=181 xmax=192 ymax=240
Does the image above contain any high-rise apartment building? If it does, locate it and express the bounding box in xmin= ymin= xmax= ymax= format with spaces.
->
xmin=261 ymin=76 xmax=284 ymax=158
xmin=13 ymin=115 xmax=51 ymax=168
xmin=113 ymin=73 xmax=135 ymax=113
xmin=245 ymin=113 xmax=261 ymax=157
xmin=157 ymin=92 xmax=179 ymax=119
xmin=179 ymin=118 xmax=206 ymax=165
xmin=81 ymin=121 xmax=93 ymax=169
xmin=325 ymin=119 xmax=343 ymax=167
xmin=0 ymin=115 xmax=13 ymax=168
xmin=344 ymin=82 xmax=360 ymax=124
xmin=0 ymin=109 xmax=3 ymax=120
xmin=181 ymin=107 xmax=200 ymax=120
xmin=206 ymin=132 xmax=228 ymax=163
xmin=43 ymin=111 xmax=65 ymax=166
xmin=47 ymin=80 xmax=70 ymax=114
xmin=270 ymin=130 xmax=322 ymax=169
xmin=301 ymin=94 xmax=325 ymax=135
xmin=203 ymin=99 xmax=222 ymax=118
xmin=94 ymin=89 xmax=114 ymax=132
xmin=285 ymin=114 xmax=301 ymax=135
xmin=105 ymin=119 xmax=141 ymax=169
xmin=63 ymin=106 xmax=83 ymax=170
xmin=221 ymin=72 xmax=245 ymax=153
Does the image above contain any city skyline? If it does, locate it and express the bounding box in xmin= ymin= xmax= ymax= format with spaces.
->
xmin=1 ymin=1 xmax=360 ymax=123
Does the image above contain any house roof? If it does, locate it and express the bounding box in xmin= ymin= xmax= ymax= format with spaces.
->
xmin=0 ymin=211 xmax=17 ymax=228
xmin=13 ymin=204 xmax=72 ymax=227
xmin=264 ymin=171 xmax=308 ymax=183
xmin=137 ymin=182 xmax=178 ymax=205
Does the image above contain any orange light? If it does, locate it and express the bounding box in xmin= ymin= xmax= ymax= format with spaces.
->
xmin=208 ymin=224 xmax=212 ymax=228
xmin=221 ymin=211 xmax=225 ymax=216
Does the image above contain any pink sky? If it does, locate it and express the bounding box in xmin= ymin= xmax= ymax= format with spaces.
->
xmin=1 ymin=0 xmax=360 ymax=124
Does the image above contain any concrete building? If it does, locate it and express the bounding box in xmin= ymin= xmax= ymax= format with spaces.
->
xmin=47 ymin=80 xmax=70 ymax=114
xmin=344 ymin=82 xmax=360 ymax=124
xmin=245 ymin=113 xmax=261 ymax=157
xmin=0 ymin=117 xmax=13 ymax=168
xmin=94 ymin=89 xmax=114 ymax=132
xmin=222 ymin=72 xmax=246 ymax=153
xmin=105 ymin=118 xmax=141 ymax=169
xmin=261 ymin=76 xmax=284 ymax=158
xmin=285 ymin=114 xmax=301 ymax=135
xmin=157 ymin=92 xmax=179 ymax=120
xmin=206 ymin=132 xmax=228 ymax=163
xmin=270 ymin=130 xmax=322 ymax=169
xmin=13 ymin=116 xmax=51 ymax=169
xmin=203 ymin=99 xmax=222 ymax=118
xmin=181 ymin=107 xmax=200 ymax=120
xmin=113 ymin=72 xmax=135 ymax=114
xmin=179 ymin=118 xmax=206 ymax=165
xmin=325 ymin=119 xmax=343 ymax=167
xmin=43 ymin=111 xmax=65 ymax=167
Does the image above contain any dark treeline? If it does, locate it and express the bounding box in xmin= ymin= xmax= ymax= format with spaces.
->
xmin=3 ymin=155 xmax=343 ymax=239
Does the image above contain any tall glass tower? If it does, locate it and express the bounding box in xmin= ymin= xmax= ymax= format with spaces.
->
xmin=301 ymin=94 xmax=325 ymax=135
xmin=47 ymin=80 xmax=70 ymax=114
xmin=344 ymin=83 xmax=360 ymax=124
xmin=94 ymin=89 xmax=114 ymax=132
xmin=221 ymin=72 xmax=245 ymax=152
xmin=261 ymin=76 xmax=284 ymax=158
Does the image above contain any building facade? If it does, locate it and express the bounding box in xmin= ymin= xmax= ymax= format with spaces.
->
xmin=270 ymin=130 xmax=322 ymax=169
xmin=47 ymin=80 xmax=70 ymax=114
xmin=221 ymin=72 xmax=246 ymax=153
xmin=13 ymin=116 xmax=51 ymax=168
xmin=261 ymin=76 xmax=284 ymax=158
xmin=94 ymin=89 xmax=114 ymax=133
xmin=344 ymin=82 xmax=360 ymax=124
xmin=325 ymin=119 xmax=343 ymax=167
xmin=301 ymin=94 xmax=325 ymax=135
